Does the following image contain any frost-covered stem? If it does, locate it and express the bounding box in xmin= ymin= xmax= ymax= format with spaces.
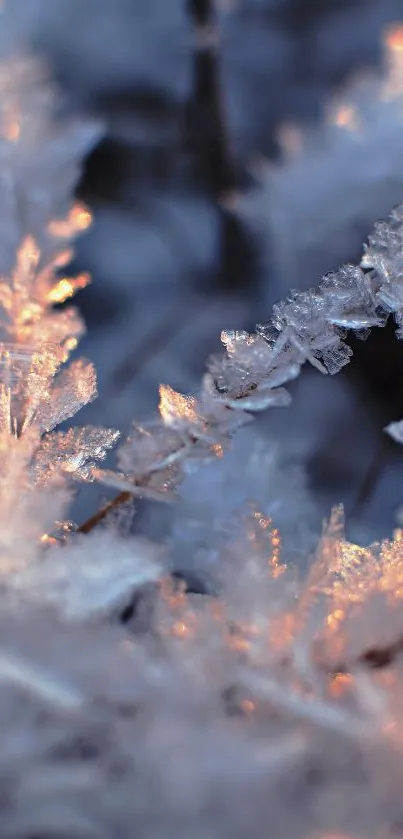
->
xmin=93 ymin=206 xmax=403 ymax=527
xmin=77 ymin=491 xmax=132 ymax=534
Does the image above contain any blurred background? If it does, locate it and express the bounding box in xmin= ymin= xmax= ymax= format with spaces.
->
xmin=11 ymin=0 xmax=403 ymax=550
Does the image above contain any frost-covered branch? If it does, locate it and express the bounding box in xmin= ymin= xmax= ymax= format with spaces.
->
xmin=94 ymin=204 xmax=403 ymax=520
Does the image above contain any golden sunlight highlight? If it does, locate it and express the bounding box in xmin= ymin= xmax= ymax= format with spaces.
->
xmin=158 ymin=384 xmax=199 ymax=427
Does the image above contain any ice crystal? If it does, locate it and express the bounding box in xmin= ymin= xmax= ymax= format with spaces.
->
xmin=33 ymin=426 xmax=120 ymax=485
xmin=95 ymin=377 xmax=252 ymax=501
xmin=0 ymin=232 xmax=91 ymax=351
xmin=0 ymin=345 xmax=118 ymax=488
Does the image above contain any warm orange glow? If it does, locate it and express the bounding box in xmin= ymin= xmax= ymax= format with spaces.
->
xmin=382 ymin=23 xmax=403 ymax=100
xmin=48 ymin=273 xmax=90 ymax=304
xmin=159 ymin=384 xmax=199 ymax=427
xmin=5 ymin=121 xmax=20 ymax=141
xmin=228 ymin=635 xmax=252 ymax=654
xmin=17 ymin=236 xmax=40 ymax=271
xmin=328 ymin=104 xmax=359 ymax=131
xmin=64 ymin=337 xmax=78 ymax=352
xmin=211 ymin=442 xmax=224 ymax=458
xmin=385 ymin=23 xmax=403 ymax=52
xmin=270 ymin=527 xmax=284 ymax=578
xmin=16 ymin=303 xmax=42 ymax=326
xmin=240 ymin=699 xmax=255 ymax=716
xmin=48 ymin=279 xmax=76 ymax=304
xmin=253 ymin=510 xmax=271 ymax=530
xmin=329 ymin=672 xmax=352 ymax=697
xmin=249 ymin=510 xmax=286 ymax=578
xmin=47 ymin=204 xmax=92 ymax=238
xmin=40 ymin=533 xmax=58 ymax=547
xmin=160 ymin=577 xmax=185 ymax=606
xmin=326 ymin=608 xmax=345 ymax=631
xmin=71 ymin=203 xmax=92 ymax=230
xmin=52 ymin=249 xmax=74 ymax=269
xmin=172 ymin=621 xmax=189 ymax=638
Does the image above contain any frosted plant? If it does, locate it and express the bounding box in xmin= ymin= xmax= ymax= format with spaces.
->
xmin=2 ymin=50 xmax=398 ymax=632
xmin=0 ymin=50 xmax=120 ymax=487
xmin=97 ymin=203 xmax=402 ymax=514
xmin=4 ymin=11 xmax=403 ymax=839
xmin=0 ymin=39 xmax=165 ymax=615
xmin=88 ymin=195 xmax=403 ymax=674
xmin=4 ymin=45 xmax=403 ymax=839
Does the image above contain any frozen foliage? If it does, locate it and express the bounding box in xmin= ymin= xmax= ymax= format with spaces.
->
xmin=104 ymin=202 xmax=403 ymax=507
xmin=0 ymin=50 xmax=119 ymax=490
xmin=0 ymin=36 xmax=163 ymax=619
xmin=7 ymin=8 xmax=403 ymax=839
xmin=4 ymin=513 xmax=403 ymax=838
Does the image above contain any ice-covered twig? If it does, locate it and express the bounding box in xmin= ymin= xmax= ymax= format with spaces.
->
xmin=91 ymin=204 xmax=403 ymax=527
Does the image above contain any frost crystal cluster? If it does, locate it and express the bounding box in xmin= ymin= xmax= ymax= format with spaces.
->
xmin=5 ymin=13 xmax=403 ymax=839
xmin=0 ymin=48 xmax=161 ymax=607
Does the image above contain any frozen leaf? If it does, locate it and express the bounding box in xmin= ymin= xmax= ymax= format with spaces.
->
xmin=223 ymin=385 xmax=292 ymax=411
xmin=0 ymin=234 xmax=88 ymax=350
xmin=219 ymin=331 xmax=277 ymax=395
xmin=34 ymin=358 xmax=98 ymax=433
xmin=117 ymin=420 xmax=187 ymax=477
xmin=261 ymin=363 xmax=301 ymax=390
xmin=93 ymin=467 xmax=178 ymax=502
xmin=33 ymin=426 xmax=120 ymax=484
xmin=0 ymin=342 xmax=63 ymax=433
xmin=158 ymin=384 xmax=201 ymax=430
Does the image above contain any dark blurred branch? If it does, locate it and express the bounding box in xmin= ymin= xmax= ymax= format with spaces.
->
xmin=185 ymin=0 xmax=237 ymax=195
xmin=185 ymin=0 xmax=259 ymax=292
